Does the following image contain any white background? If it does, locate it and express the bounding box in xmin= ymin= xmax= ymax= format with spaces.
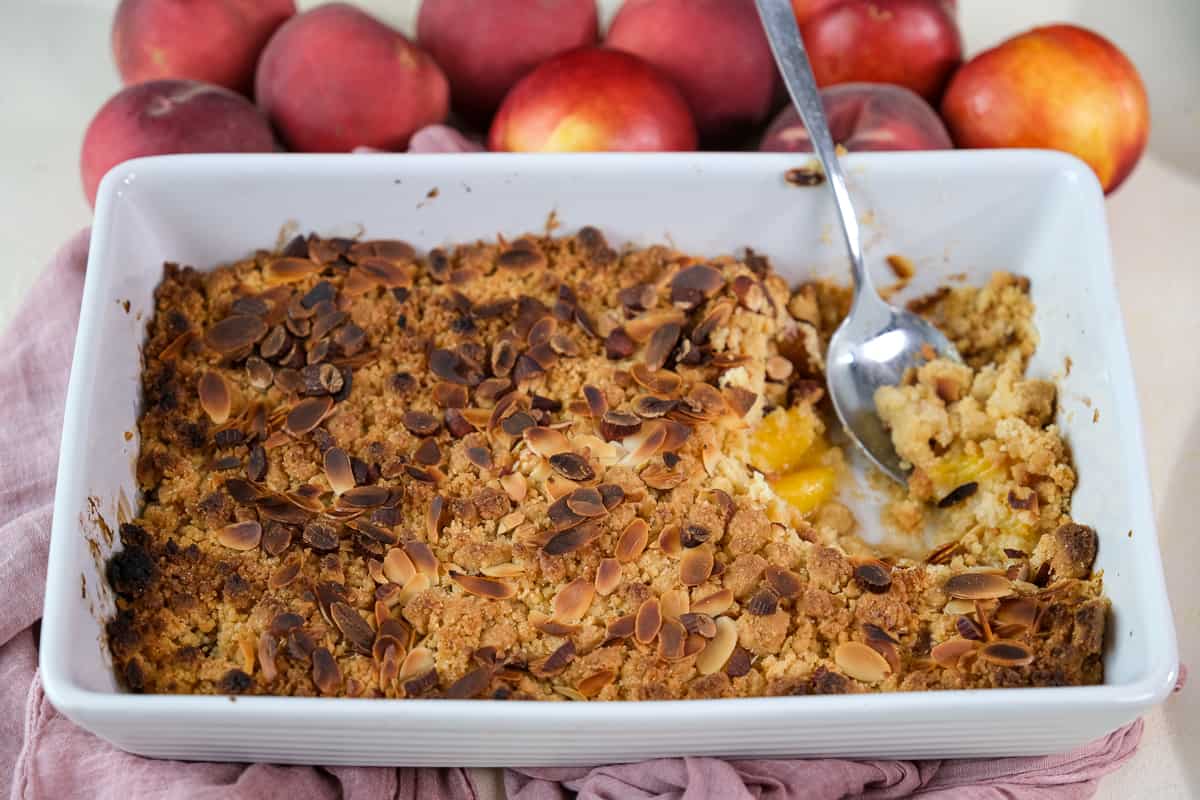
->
xmin=0 ymin=1 xmax=1196 ymax=797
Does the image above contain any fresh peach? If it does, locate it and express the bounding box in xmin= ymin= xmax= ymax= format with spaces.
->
xmin=761 ymin=83 xmax=951 ymax=152
xmin=941 ymin=25 xmax=1149 ymax=193
xmin=606 ymin=0 xmax=776 ymax=142
xmin=80 ymin=79 xmax=277 ymax=207
xmin=488 ymin=47 xmax=697 ymax=152
xmin=801 ymin=0 xmax=962 ymax=103
xmin=112 ymin=0 xmax=294 ymax=95
xmin=255 ymin=4 xmax=449 ymax=152
xmin=791 ymin=0 xmax=845 ymax=26
xmin=417 ymin=0 xmax=597 ymax=121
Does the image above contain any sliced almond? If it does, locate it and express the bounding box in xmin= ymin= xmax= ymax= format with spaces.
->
xmin=323 ymin=447 xmax=355 ymax=495
xmin=657 ymin=617 xmax=687 ymax=661
xmin=943 ymin=598 xmax=977 ymax=615
xmin=542 ymin=520 xmax=604 ymax=556
xmin=530 ymin=611 xmax=581 ymax=637
xmin=264 ymin=256 xmax=322 ymax=285
xmin=679 ymin=546 xmax=714 ymax=586
xmin=658 ymin=523 xmax=683 ymax=556
xmin=268 ymin=556 xmax=302 ymax=589
xmin=398 ymin=646 xmax=435 ymax=682
xmin=635 ymin=597 xmax=662 ymax=644
xmin=834 ymin=641 xmax=892 ymax=683
xmin=198 ymin=371 xmax=233 ymax=424
xmin=565 ymin=487 xmax=606 ymax=517
xmin=696 ymin=615 xmax=737 ymax=675
xmin=995 ymin=596 xmax=1039 ymax=628
xmin=679 ymin=612 xmax=717 ymax=638
xmin=257 ymin=632 xmax=278 ymax=683
xmin=605 ymin=614 xmax=636 ymax=642
xmin=524 ymin=426 xmax=571 ymax=457
xmin=404 ymin=540 xmax=439 ymax=577
xmin=616 ymin=519 xmax=649 ymax=563
xmin=499 ymin=472 xmax=528 ymax=502
xmin=721 ymin=386 xmax=758 ymax=419
xmin=931 ymin=638 xmax=980 ymax=668
xmin=765 ymin=565 xmax=803 ymax=599
xmin=311 ymin=647 xmax=342 ymax=694
xmin=691 ymin=587 xmax=734 ymax=616
xmin=217 ymin=520 xmax=261 ymax=551
xmin=285 ymin=396 xmax=334 ymax=437
xmin=552 ymin=577 xmax=595 ymax=622
xmin=630 ymin=364 xmax=683 ymax=395
xmin=620 ymin=421 xmax=667 ymax=468
xmin=595 ymin=557 xmax=622 ymax=596
xmin=979 ymin=639 xmax=1034 ymax=667
xmin=577 ymin=669 xmax=616 ymax=698
xmin=531 ymin=640 xmax=576 ymax=678
xmin=382 ymin=547 xmax=416 ymax=586
xmin=451 ymin=571 xmax=515 ymax=600
xmin=945 ymin=572 xmax=1013 ymax=600
xmin=397 ymin=571 xmax=431 ymax=604
xmin=481 ymin=561 xmax=525 ymax=578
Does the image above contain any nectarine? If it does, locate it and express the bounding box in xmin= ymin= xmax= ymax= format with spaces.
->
xmin=941 ymin=25 xmax=1149 ymax=193
xmin=418 ymin=0 xmax=597 ymax=121
xmin=791 ymin=0 xmax=845 ymax=26
xmin=255 ymin=4 xmax=449 ymax=152
xmin=761 ymin=83 xmax=951 ymax=152
xmin=606 ymin=0 xmax=776 ymax=142
xmin=112 ymin=0 xmax=294 ymax=95
xmin=80 ymin=79 xmax=277 ymax=207
xmin=489 ymin=47 xmax=697 ymax=152
xmin=801 ymin=0 xmax=962 ymax=104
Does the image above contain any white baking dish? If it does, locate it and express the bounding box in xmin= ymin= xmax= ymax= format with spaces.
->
xmin=42 ymin=151 xmax=1177 ymax=765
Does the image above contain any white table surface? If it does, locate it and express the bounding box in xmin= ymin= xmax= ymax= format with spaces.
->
xmin=2 ymin=1 xmax=1195 ymax=797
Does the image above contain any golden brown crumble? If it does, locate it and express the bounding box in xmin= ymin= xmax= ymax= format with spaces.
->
xmin=106 ymin=228 xmax=1105 ymax=700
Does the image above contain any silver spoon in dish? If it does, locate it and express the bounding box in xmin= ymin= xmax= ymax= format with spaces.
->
xmin=755 ymin=0 xmax=961 ymax=485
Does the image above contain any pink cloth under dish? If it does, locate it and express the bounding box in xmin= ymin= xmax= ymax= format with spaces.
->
xmin=0 ymin=227 xmax=1151 ymax=800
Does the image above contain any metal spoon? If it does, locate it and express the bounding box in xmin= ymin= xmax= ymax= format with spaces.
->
xmin=755 ymin=0 xmax=960 ymax=484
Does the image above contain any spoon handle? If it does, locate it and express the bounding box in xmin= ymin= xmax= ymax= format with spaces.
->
xmin=754 ymin=0 xmax=873 ymax=297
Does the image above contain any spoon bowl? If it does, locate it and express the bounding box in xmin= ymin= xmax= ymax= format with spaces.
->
xmin=755 ymin=0 xmax=960 ymax=484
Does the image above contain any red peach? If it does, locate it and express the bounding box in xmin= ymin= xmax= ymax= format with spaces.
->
xmin=761 ymin=83 xmax=951 ymax=152
xmin=489 ymin=47 xmax=697 ymax=152
xmin=112 ymin=0 xmax=294 ymax=96
xmin=255 ymin=4 xmax=449 ymax=152
xmin=606 ymin=0 xmax=776 ymax=142
xmin=417 ymin=0 xmax=598 ymax=121
xmin=791 ymin=0 xmax=846 ymax=26
xmin=80 ymin=79 xmax=277 ymax=207
xmin=801 ymin=0 xmax=962 ymax=104
xmin=941 ymin=25 xmax=1149 ymax=193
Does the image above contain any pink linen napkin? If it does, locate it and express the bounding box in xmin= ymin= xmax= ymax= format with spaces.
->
xmin=0 ymin=213 xmax=1158 ymax=800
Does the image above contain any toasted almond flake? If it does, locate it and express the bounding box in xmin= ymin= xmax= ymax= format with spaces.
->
xmin=497 ymin=510 xmax=526 ymax=535
xmin=257 ymin=632 xmax=278 ymax=683
xmin=285 ymin=396 xmax=334 ymax=437
xmin=446 ymin=665 xmax=493 ymax=699
xmin=322 ymin=447 xmax=355 ymax=494
xmin=268 ymin=556 xmax=302 ymax=589
xmin=616 ymin=519 xmax=649 ymax=562
xmin=312 ymin=647 xmax=342 ymax=695
xmin=691 ymin=587 xmax=734 ymax=616
xmin=943 ymin=598 xmax=976 ymax=615
xmin=217 ymin=520 xmax=261 ymax=551
xmin=690 ymin=298 xmax=734 ymax=345
xmin=524 ymin=426 xmax=571 ymax=457
xmin=265 ymin=257 xmax=322 ymax=285
xmin=549 ymin=452 xmax=596 ymax=482
xmin=945 ymin=572 xmax=1012 ymax=600
xmin=499 ymin=472 xmax=528 ymax=502
xmin=620 ymin=420 xmax=667 ymax=468
xmin=696 ymin=616 xmax=737 ymax=675
xmin=398 ymin=647 xmax=435 ymax=682
xmin=765 ymin=355 xmax=793 ymax=381
xmin=565 ymin=487 xmax=606 ymax=517
xmin=630 ymin=364 xmax=683 ymax=395
xmin=451 ymin=571 xmax=516 ymax=600
xmin=926 ymin=539 xmax=961 ymax=565
xmin=722 ymin=386 xmax=758 ymax=420
xmin=701 ymin=441 xmax=722 ymax=476
xmin=583 ymin=385 xmax=608 ymax=418
xmin=853 ymin=559 xmax=893 ymax=594
xmin=593 ymin=557 xmax=622 ymax=596
xmin=205 ymin=314 xmax=267 ymax=354
xmin=532 ymin=641 xmax=576 ymax=678
xmin=552 ymin=577 xmax=595 ymax=622
xmin=679 ymin=546 xmax=714 ymax=586
xmin=397 ymin=572 xmax=431 ymax=603
xmin=198 ymin=371 xmax=233 ymax=424
xmin=542 ymin=519 xmax=603 ymax=556
xmin=635 ymin=598 xmax=662 ymax=644
xmin=330 ymin=601 xmax=375 ymax=655
xmin=378 ymin=643 xmax=402 ymax=690
xmin=382 ymin=547 xmax=416 ymax=585
xmin=626 ymin=308 xmax=686 ymax=342
xmin=405 ymin=540 xmax=439 ymax=577
xmin=339 ymin=485 xmax=389 ymax=509
xmin=657 ymin=617 xmax=687 ymax=660
xmin=543 ymin=474 xmax=576 ymax=501
xmin=834 ymin=641 xmax=892 ymax=683
xmin=931 ymin=638 xmax=980 ymax=668
xmin=605 ymin=614 xmax=636 ymax=642
xmin=660 ymin=587 xmax=690 ymax=620
xmin=995 ymin=596 xmax=1039 ymax=627
xmin=577 ymin=669 xmax=616 ymax=698
xmin=530 ymin=611 xmax=580 ymax=637
xmin=765 ymin=565 xmax=803 ymax=599
xmin=679 ymin=612 xmax=717 ymax=638
xmin=979 ymin=639 xmax=1034 ymax=667
xmin=367 ymin=558 xmax=387 ymax=584
xmin=658 ymin=523 xmax=683 ymax=556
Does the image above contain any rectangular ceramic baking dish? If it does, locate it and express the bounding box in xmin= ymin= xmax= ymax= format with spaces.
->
xmin=41 ymin=151 xmax=1177 ymax=765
